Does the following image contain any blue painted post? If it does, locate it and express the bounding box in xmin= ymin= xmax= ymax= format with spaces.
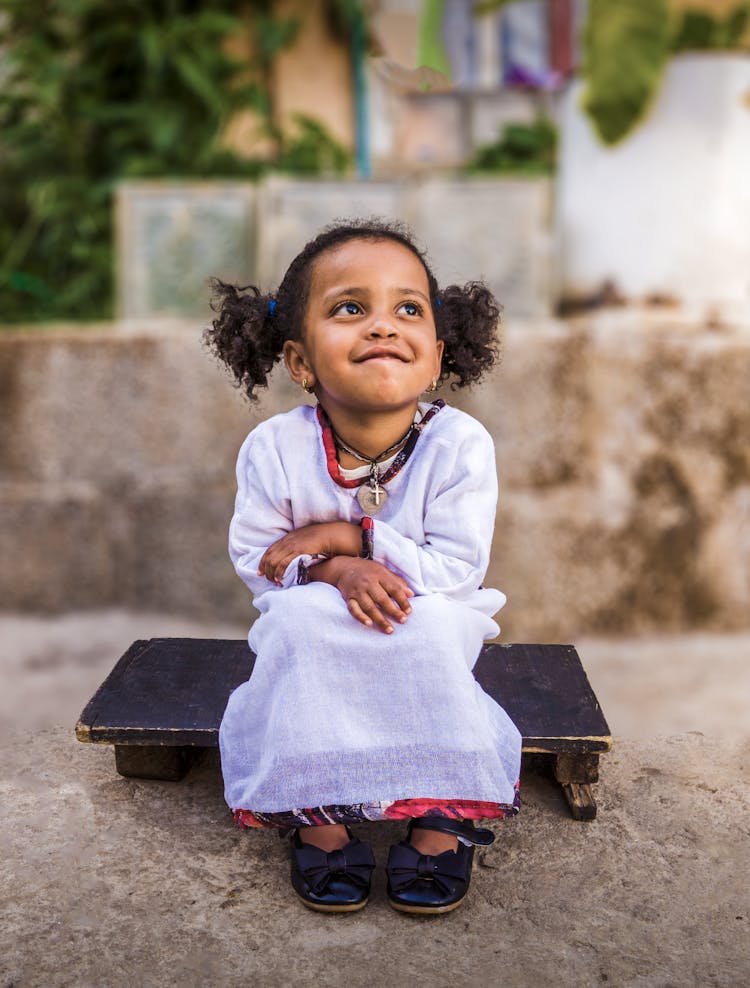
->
xmin=352 ymin=6 xmax=371 ymax=179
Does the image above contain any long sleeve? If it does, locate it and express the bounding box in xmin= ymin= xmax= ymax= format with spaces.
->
xmin=370 ymin=423 xmax=499 ymax=599
xmin=229 ymin=428 xmax=315 ymax=596
xmin=227 ymin=404 xmax=504 ymax=613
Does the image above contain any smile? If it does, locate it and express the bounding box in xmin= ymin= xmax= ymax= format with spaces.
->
xmin=355 ymin=347 xmax=409 ymax=362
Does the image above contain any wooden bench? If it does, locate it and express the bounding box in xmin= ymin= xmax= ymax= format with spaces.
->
xmin=76 ymin=640 xmax=612 ymax=821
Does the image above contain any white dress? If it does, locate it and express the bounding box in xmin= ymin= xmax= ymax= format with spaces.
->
xmin=219 ymin=402 xmax=522 ymax=825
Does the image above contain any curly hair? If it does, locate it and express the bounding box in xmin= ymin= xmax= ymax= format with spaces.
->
xmin=204 ymin=217 xmax=501 ymax=400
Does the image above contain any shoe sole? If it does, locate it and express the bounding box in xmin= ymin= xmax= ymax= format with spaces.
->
xmin=295 ymin=893 xmax=369 ymax=914
xmin=387 ymin=896 xmax=465 ymax=916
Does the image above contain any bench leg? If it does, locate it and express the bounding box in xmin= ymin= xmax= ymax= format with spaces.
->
xmin=114 ymin=744 xmax=196 ymax=781
xmin=554 ymin=754 xmax=600 ymax=821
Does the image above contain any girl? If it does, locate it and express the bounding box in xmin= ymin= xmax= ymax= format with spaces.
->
xmin=205 ymin=219 xmax=522 ymax=915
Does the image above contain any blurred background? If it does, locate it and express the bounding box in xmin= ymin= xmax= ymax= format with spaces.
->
xmin=1 ymin=0 xmax=749 ymax=740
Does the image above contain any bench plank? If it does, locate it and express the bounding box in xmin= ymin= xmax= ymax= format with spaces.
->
xmin=474 ymin=643 xmax=611 ymax=754
xmin=76 ymin=638 xmax=254 ymax=746
xmin=77 ymin=639 xmax=611 ymax=753
xmin=76 ymin=639 xmax=612 ymax=818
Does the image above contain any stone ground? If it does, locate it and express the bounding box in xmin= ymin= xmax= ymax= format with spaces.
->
xmin=1 ymin=611 xmax=749 ymax=987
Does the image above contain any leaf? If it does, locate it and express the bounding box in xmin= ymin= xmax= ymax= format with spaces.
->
xmin=417 ymin=0 xmax=451 ymax=78
xmin=255 ymin=13 xmax=299 ymax=59
xmin=277 ymin=113 xmax=351 ymax=176
xmin=671 ymin=3 xmax=750 ymax=51
xmin=722 ymin=3 xmax=750 ymax=46
xmin=581 ymin=0 xmax=671 ymax=145
xmin=0 ymin=0 xmax=311 ymax=321
xmin=173 ymin=53 xmax=225 ymax=113
xmin=469 ymin=116 xmax=557 ymax=175
xmin=139 ymin=26 xmax=164 ymax=72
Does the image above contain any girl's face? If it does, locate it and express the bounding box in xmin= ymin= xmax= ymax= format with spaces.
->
xmin=283 ymin=238 xmax=444 ymax=420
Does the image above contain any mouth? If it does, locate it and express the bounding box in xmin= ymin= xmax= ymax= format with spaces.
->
xmin=354 ymin=347 xmax=409 ymax=363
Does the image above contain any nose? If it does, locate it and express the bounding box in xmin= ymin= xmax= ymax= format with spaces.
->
xmin=366 ymin=316 xmax=397 ymax=338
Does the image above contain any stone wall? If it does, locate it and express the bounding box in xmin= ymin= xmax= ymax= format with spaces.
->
xmin=116 ymin=177 xmax=554 ymax=321
xmin=1 ymin=312 xmax=748 ymax=640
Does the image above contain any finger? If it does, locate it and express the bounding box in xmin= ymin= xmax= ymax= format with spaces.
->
xmin=349 ymin=595 xmax=393 ymax=634
xmin=259 ymin=561 xmax=276 ymax=582
xmin=259 ymin=547 xmax=283 ymax=578
xmin=258 ymin=532 xmax=295 ymax=570
xmin=356 ymin=595 xmax=395 ymax=634
xmin=346 ymin=597 xmax=375 ymax=629
xmin=388 ymin=586 xmax=413 ymax=617
xmin=273 ymin=555 xmax=294 ymax=584
xmin=369 ymin=585 xmax=409 ymax=624
xmin=383 ymin=574 xmax=414 ymax=603
xmin=370 ymin=577 xmax=412 ymax=616
xmin=261 ymin=555 xmax=278 ymax=581
xmin=385 ymin=572 xmax=414 ymax=598
xmin=258 ymin=553 xmax=278 ymax=583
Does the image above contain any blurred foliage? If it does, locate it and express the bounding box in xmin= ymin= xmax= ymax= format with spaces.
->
xmin=417 ymin=0 xmax=451 ymax=78
xmin=469 ymin=116 xmax=557 ymax=175
xmin=0 ymin=0 xmax=350 ymax=323
xmin=582 ymin=0 xmax=672 ymax=146
xmin=277 ymin=115 xmax=351 ymax=175
xmin=583 ymin=0 xmax=750 ymax=144
xmin=478 ymin=0 xmax=750 ymax=146
xmin=671 ymin=4 xmax=750 ymax=51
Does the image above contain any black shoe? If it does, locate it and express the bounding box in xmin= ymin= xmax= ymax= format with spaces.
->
xmin=290 ymin=828 xmax=375 ymax=913
xmin=386 ymin=816 xmax=495 ymax=915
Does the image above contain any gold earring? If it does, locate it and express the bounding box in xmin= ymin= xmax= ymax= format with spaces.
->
xmin=302 ymin=378 xmax=314 ymax=393
xmin=427 ymin=378 xmax=438 ymax=392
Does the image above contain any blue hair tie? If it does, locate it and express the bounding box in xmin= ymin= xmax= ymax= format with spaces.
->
xmin=268 ymin=299 xmax=277 ymax=316
xmin=436 ymin=296 xmax=442 ymax=308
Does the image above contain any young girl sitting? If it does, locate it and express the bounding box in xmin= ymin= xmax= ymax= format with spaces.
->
xmin=205 ymin=219 xmax=522 ymax=915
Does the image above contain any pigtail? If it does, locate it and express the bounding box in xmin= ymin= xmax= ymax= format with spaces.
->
xmin=204 ymin=280 xmax=285 ymax=401
xmin=436 ymin=282 xmax=502 ymax=389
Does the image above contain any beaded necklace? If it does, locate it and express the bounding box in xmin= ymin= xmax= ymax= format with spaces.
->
xmin=317 ymin=400 xmax=445 ymax=514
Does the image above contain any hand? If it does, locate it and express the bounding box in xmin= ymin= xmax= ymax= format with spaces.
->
xmin=312 ymin=557 xmax=414 ymax=634
xmin=258 ymin=522 xmax=360 ymax=585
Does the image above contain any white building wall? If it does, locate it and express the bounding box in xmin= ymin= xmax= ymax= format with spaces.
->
xmin=557 ymin=54 xmax=750 ymax=317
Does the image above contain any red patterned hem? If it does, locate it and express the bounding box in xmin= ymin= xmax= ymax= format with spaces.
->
xmin=232 ymin=784 xmax=521 ymax=830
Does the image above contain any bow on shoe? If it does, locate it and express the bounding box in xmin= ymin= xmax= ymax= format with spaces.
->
xmin=387 ymin=843 xmax=467 ymax=898
xmin=296 ymin=841 xmax=375 ymax=896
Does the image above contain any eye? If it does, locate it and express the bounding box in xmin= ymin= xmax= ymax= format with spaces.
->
xmin=399 ymin=301 xmax=422 ymax=317
xmin=332 ymin=300 xmax=362 ymax=316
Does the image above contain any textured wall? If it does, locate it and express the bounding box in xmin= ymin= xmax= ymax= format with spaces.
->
xmin=116 ymin=177 xmax=553 ymax=321
xmin=1 ymin=313 xmax=748 ymax=640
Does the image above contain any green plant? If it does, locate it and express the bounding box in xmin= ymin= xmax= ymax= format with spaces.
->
xmin=581 ymin=0 xmax=672 ymax=146
xmin=418 ymin=0 xmax=452 ymax=78
xmin=476 ymin=0 xmax=750 ymax=146
xmin=0 ymin=1 xmax=272 ymax=322
xmin=277 ymin=114 xmax=351 ymax=176
xmin=0 ymin=0 xmax=349 ymax=323
xmin=469 ymin=117 xmax=557 ymax=175
xmin=583 ymin=0 xmax=750 ymax=145
xmin=671 ymin=4 xmax=750 ymax=51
